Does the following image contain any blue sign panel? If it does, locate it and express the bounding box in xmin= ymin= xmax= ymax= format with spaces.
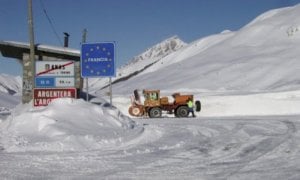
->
xmin=81 ymin=42 xmax=116 ymax=77
xmin=35 ymin=77 xmax=55 ymax=87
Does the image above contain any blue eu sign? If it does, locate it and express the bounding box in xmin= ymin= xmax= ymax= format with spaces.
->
xmin=81 ymin=42 xmax=116 ymax=77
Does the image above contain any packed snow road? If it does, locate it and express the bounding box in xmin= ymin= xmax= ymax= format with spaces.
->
xmin=1 ymin=115 xmax=300 ymax=179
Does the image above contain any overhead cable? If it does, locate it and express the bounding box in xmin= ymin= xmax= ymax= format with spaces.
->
xmin=39 ymin=0 xmax=63 ymax=46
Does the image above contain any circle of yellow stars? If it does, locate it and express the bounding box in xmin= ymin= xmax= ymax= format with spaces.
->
xmin=83 ymin=45 xmax=113 ymax=75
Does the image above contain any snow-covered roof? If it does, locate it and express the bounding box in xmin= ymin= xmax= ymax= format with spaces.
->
xmin=0 ymin=40 xmax=80 ymax=60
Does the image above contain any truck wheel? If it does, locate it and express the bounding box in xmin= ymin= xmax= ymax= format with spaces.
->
xmin=176 ymin=106 xmax=189 ymax=117
xmin=149 ymin=107 xmax=162 ymax=118
xmin=129 ymin=106 xmax=143 ymax=117
xmin=195 ymin=100 xmax=201 ymax=112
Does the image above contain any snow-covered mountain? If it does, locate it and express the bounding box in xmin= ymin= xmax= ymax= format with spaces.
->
xmin=126 ymin=35 xmax=186 ymax=65
xmin=0 ymin=74 xmax=21 ymax=109
xmin=2 ymin=4 xmax=300 ymax=101
xmin=88 ymin=36 xmax=186 ymax=91
xmin=0 ymin=74 xmax=21 ymax=95
xmin=105 ymin=4 xmax=300 ymax=95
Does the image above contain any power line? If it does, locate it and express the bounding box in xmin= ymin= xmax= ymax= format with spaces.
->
xmin=39 ymin=0 xmax=63 ymax=46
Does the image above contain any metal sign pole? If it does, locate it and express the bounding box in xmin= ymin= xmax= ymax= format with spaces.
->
xmin=109 ymin=77 xmax=112 ymax=106
xmin=86 ymin=78 xmax=89 ymax=101
xmin=82 ymin=29 xmax=88 ymax=101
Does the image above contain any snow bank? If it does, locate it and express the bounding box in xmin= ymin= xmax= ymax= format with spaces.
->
xmin=0 ymin=98 xmax=142 ymax=152
xmin=200 ymin=90 xmax=300 ymax=117
xmin=113 ymin=90 xmax=300 ymax=118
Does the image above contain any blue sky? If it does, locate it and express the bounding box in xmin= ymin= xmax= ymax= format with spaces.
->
xmin=1 ymin=0 xmax=300 ymax=76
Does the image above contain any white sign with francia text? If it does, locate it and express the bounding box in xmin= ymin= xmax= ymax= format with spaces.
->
xmin=35 ymin=61 xmax=75 ymax=77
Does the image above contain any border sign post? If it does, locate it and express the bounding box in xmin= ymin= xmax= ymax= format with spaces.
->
xmin=81 ymin=42 xmax=116 ymax=105
xmin=34 ymin=88 xmax=77 ymax=106
xmin=33 ymin=60 xmax=77 ymax=106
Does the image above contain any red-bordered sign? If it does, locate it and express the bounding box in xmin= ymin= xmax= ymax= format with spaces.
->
xmin=33 ymin=88 xmax=77 ymax=106
xmin=35 ymin=61 xmax=75 ymax=77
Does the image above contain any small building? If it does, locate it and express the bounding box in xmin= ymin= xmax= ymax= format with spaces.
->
xmin=0 ymin=40 xmax=82 ymax=103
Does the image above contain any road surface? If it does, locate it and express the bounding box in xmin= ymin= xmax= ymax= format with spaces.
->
xmin=1 ymin=115 xmax=300 ymax=179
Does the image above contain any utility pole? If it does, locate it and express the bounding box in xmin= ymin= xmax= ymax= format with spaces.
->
xmin=82 ymin=29 xmax=88 ymax=101
xmin=23 ymin=0 xmax=35 ymax=104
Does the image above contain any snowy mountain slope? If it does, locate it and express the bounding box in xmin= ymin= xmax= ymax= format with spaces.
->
xmin=0 ymin=74 xmax=21 ymax=95
xmin=128 ymin=35 xmax=186 ymax=65
xmin=88 ymin=36 xmax=186 ymax=92
xmin=0 ymin=74 xmax=21 ymax=111
xmin=106 ymin=5 xmax=300 ymax=95
xmin=0 ymin=92 xmax=20 ymax=110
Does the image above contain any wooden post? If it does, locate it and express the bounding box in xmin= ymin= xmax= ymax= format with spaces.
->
xmin=23 ymin=0 xmax=35 ymax=104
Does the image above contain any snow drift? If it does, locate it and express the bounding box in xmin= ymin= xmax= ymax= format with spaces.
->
xmin=0 ymin=98 xmax=142 ymax=152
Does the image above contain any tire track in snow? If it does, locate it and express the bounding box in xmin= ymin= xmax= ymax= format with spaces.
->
xmin=118 ymin=124 xmax=164 ymax=150
xmin=167 ymin=118 xmax=299 ymax=179
xmin=222 ymin=120 xmax=298 ymax=179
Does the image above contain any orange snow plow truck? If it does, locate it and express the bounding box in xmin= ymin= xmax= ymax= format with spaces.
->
xmin=128 ymin=89 xmax=201 ymax=118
